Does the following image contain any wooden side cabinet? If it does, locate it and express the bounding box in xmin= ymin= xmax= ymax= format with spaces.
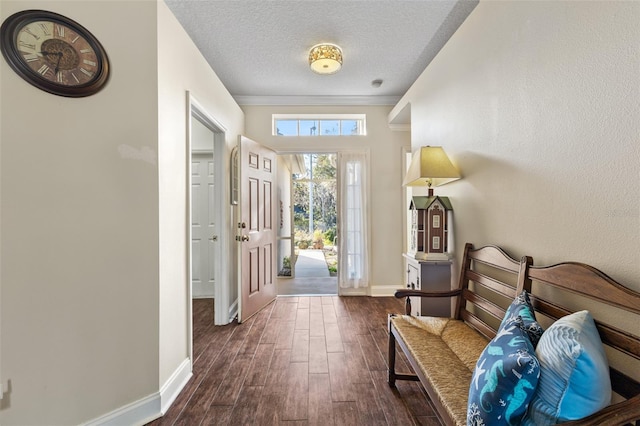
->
xmin=403 ymin=254 xmax=452 ymax=317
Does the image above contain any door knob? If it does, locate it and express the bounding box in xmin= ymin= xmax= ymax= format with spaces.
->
xmin=241 ymin=235 xmax=249 ymax=242
xmin=210 ymin=235 xmax=218 ymax=241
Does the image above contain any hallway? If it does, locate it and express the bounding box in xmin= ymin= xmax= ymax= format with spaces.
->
xmin=147 ymin=297 xmax=442 ymax=425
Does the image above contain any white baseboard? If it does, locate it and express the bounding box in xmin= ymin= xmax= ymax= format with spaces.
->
xmin=339 ymin=287 xmax=368 ymax=296
xmin=82 ymin=358 xmax=192 ymax=426
xmin=228 ymin=298 xmax=238 ymax=322
xmin=83 ymin=393 xmax=160 ymax=426
xmin=369 ymin=284 xmax=403 ymax=297
xmin=160 ymin=358 xmax=192 ymax=414
xmin=192 ymin=294 xmax=215 ymax=299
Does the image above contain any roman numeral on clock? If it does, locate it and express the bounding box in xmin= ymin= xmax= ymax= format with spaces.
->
xmin=37 ymin=64 xmax=50 ymax=75
xmin=23 ymin=53 xmax=39 ymax=62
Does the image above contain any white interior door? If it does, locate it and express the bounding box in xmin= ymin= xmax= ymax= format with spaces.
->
xmin=191 ymin=153 xmax=216 ymax=298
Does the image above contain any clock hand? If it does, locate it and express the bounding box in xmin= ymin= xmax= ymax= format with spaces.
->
xmin=54 ymin=51 xmax=63 ymax=74
xmin=40 ymin=50 xmax=63 ymax=71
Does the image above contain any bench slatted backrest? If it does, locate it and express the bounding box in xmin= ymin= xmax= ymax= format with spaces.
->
xmin=455 ymin=243 xmax=533 ymax=341
xmin=525 ymin=262 xmax=640 ymax=402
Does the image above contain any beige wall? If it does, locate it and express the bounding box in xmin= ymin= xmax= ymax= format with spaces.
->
xmin=243 ymin=105 xmax=411 ymax=293
xmin=157 ymin=0 xmax=244 ymax=390
xmin=1 ymin=1 xmax=159 ymax=424
xmin=0 ymin=1 xmax=245 ymax=424
xmin=395 ymin=1 xmax=640 ymax=291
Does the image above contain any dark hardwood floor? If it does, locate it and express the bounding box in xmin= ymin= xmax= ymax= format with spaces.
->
xmin=147 ymin=296 xmax=442 ymax=425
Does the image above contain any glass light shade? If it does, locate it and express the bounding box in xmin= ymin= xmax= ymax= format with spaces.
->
xmin=309 ymin=43 xmax=343 ymax=75
xmin=403 ymin=146 xmax=461 ymax=187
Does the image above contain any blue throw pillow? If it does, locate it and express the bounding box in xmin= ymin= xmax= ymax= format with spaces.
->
xmin=499 ymin=291 xmax=544 ymax=347
xmin=467 ymin=316 xmax=540 ymax=426
xmin=522 ymin=310 xmax=611 ymax=426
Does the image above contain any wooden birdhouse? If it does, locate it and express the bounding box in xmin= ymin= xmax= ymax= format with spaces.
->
xmin=409 ymin=196 xmax=453 ymax=260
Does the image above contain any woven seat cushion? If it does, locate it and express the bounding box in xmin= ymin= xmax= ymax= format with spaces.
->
xmin=400 ymin=314 xmax=452 ymax=336
xmin=441 ymin=320 xmax=489 ymax=372
xmin=391 ymin=316 xmax=489 ymax=426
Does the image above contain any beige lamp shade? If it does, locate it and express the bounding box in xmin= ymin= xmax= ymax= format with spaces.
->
xmin=403 ymin=146 xmax=461 ymax=187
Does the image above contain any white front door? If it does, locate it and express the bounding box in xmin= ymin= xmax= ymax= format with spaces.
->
xmin=191 ymin=153 xmax=217 ymax=297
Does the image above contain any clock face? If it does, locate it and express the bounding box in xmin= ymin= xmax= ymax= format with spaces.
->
xmin=1 ymin=10 xmax=109 ymax=97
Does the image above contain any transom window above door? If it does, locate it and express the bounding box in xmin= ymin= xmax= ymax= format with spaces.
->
xmin=272 ymin=114 xmax=366 ymax=137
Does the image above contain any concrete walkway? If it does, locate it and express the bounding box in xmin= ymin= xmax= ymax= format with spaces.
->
xmin=277 ymin=249 xmax=337 ymax=296
xmin=294 ymin=249 xmax=330 ymax=277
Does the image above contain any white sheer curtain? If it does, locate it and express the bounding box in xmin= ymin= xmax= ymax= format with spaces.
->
xmin=338 ymin=152 xmax=369 ymax=289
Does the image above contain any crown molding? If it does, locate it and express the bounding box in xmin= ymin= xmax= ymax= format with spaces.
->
xmin=389 ymin=124 xmax=411 ymax=132
xmin=234 ymin=95 xmax=401 ymax=106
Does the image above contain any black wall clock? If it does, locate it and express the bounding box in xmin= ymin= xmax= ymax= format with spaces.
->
xmin=0 ymin=9 xmax=109 ymax=97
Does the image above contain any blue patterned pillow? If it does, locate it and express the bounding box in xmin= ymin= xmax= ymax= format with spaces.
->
xmin=499 ymin=291 xmax=544 ymax=347
xmin=467 ymin=316 xmax=540 ymax=426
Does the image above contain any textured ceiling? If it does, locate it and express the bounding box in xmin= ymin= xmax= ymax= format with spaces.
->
xmin=164 ymin=0 xmax=478 ymax=105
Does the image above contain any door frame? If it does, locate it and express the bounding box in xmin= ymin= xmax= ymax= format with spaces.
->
xmin=187 ymin=93 xmax=230 ymax=343
xmin=277 ymin=149 xmax=339 ymax=292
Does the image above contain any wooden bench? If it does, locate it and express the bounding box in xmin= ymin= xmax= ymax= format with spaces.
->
xmin=388 ymin=243 xmax=640 ymax=425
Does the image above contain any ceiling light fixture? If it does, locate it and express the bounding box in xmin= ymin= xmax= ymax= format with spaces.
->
xmin=308 ymin=43 xmax=343 ymax=75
